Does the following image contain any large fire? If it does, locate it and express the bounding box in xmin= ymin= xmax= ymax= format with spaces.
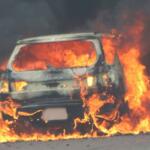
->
xmin=13 ymin=40 xmax=97 ymax=71
xmin=0 ymin=18 xmax=150 ymax=143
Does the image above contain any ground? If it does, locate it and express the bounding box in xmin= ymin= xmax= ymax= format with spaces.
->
xmin=1 ymin=134 xmax=150 ymax=150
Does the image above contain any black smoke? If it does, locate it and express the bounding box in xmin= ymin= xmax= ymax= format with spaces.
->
xmin=0 ymin=0 xmax=149 ymax=66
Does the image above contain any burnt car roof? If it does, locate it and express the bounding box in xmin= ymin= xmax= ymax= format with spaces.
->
xmin=17 ymin=32 xmax=113 ymax=45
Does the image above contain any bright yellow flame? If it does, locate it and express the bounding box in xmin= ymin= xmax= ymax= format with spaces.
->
xmin=0 ymin=81 xmax=9 ymax=93
xmin=87 ymin=76 xmax=95 ymax=87
xmin=13 ymin=81 xmax=28 ymax=92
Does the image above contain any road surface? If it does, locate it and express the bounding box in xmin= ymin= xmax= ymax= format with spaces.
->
xmin=0 ymin=134 xmax=150 ymax=150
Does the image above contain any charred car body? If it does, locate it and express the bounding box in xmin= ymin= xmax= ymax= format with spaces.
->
xmin=0 ymin=33 xmax=125 ymax=125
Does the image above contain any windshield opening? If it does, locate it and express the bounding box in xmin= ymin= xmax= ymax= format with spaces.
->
xmin=12 ymin=40 xmax=97 ymax=71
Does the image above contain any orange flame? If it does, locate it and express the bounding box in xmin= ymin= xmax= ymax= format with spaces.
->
xmin=13 ymin=40 xmax=97 ymax=71
xmin=0 ymin=16 xmax=150 ymax=142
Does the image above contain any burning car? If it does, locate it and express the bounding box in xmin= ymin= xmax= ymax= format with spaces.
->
xmin=0 ymin=33 xmax=125 ymax=128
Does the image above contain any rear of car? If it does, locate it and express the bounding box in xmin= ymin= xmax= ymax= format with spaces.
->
xmin=0 ymin=33 xmax=125 ymax=124
xmin=4 ymin=33 xmax=104 ymax=122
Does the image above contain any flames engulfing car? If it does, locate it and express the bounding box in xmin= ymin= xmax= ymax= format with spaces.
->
xmin=0 ymin=33 xmax=125 ymax=128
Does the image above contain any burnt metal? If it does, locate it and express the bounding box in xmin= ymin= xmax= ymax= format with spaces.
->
xmin=0 ymin=32 xmax=125 ymax=122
